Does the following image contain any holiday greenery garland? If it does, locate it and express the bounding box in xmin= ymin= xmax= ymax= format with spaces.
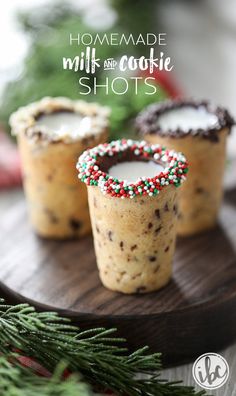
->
xmin=0 ymin=298 xmax=207 ymax=396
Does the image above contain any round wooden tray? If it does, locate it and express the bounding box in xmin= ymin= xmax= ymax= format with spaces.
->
xmin=0 ymin=185 xmax=236 ymax=365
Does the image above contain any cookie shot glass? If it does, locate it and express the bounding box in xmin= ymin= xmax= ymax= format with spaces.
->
xmin=77 ymin=139 xmax=188 ymax=294
xmin=136 ymin=100 xmax=234 ymax=236
xmin=10 ymin=97 xmax=109 ymax=238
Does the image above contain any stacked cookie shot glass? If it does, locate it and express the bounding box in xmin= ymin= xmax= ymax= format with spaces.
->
xmin=77 ymin=139 xmax=187 ymax=293
xmin=136 ymin=100 xmax=234 ymax=236
xmin=10 ymin=97 xmax=109 ymax=239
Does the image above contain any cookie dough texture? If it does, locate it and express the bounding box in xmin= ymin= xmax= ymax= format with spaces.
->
xmin=10 ymin=97 xmax=109 ymax=238
xmin=88 ymin=185 xmax=178 ymax=294
xmin=145 ymin=128 xmax=228 ymax=236
xmin=18 ymin=132 xmax=108 ymax=238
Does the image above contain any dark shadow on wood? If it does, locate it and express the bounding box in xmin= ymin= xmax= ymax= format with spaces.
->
xmin=224 ymin=186 xmax=236 ymax=207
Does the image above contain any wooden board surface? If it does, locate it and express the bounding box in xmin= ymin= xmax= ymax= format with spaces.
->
xmin=0 ymin=183 xmax=236 ymax=365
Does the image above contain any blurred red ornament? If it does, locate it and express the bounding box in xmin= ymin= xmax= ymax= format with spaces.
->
xmin=156 ymin=70 xmax=182 ymax=98
xmin=145 ymin=69 xmax=182 ymax=98
xmin=0 ymin=130 xmax=22 ymax=189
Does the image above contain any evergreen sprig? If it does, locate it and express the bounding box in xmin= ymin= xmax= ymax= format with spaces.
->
xmin=0 ymin=356 xmax=93 ymax=396
xmin=0 ymin=298 xmax=207 ymax=396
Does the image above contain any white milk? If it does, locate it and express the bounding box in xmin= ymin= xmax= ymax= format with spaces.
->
xmin=158 ymin=106 xmax=218 ymax=132
xmin=109 ymin=161 xmax=164 ymax=183
xmin=35 ymin=112 xmax=92 ymax=138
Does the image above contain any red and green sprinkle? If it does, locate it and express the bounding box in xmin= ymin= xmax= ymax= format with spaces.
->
xmin=77 ymin=139 xmax=188 ymax=199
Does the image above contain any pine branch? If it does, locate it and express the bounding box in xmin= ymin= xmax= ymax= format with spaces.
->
xmin=0 ymin=298 xmax=207 ymax=396
xmin=0 ymin=355 xmax=93 ymax=396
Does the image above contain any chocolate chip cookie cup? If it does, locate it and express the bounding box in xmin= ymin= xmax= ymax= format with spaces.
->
xmin=136 ymin=100 xmax=234 ymax=236
xmin=10 ymin=97 xmax=109 ymax=239
xmin=77 ymin=139 xmax=188 ymax=294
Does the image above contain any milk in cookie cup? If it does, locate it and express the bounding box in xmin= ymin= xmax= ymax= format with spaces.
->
xmin=136 ymin=100 xmax=234 ymax=236
xmin=77 ymin=139 xmax=188 ymax=294
xmin=10 ymin=97 xmax=109 ymax=238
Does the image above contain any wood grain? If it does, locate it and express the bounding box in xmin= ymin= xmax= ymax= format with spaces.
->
xmin=0 ymin=184 xmax=236 ymax=365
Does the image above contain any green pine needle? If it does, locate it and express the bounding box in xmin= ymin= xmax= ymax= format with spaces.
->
xmin=0 ymin=298 xmax=207 ymax=396
xmin=0 ymin=355 xmax=93 ymax=396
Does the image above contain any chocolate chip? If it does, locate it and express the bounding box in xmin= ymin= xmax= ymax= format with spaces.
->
xmin=149 ymin=256 xmax=156 ymax=262
xmin=70 ymin=218 xmax=82 ymax=231
xmin=108 ymin=231 xmax=113 ymax=241
xmin=47 ymin=174 xmax=53 ymax=181
xmin=132 ymin=272 xmax=141 ymax=280
xmin=50 ymin=215 xmax=58 ymax=224
xmin=81 ymin=137 xmax=90 ymax=146
xmin=120 ymin=241 xmax=124 ymax=250
xmin=96 ymin=225 xmax=100 ymax=233
xmin=44 ymin=208 xmax=59 ymax=224
xmin=131 ymin=244 xmax=137 ymax=251
xmin=164 ymin=203 xmax=169 ymax=211
xmin=148 ymin=222 xmax=153 ymax=229
xmin=173 ymin=204 xmax=178 ymax=215
xmin=155 ymin=226 xmax=162 ymax=234
xmin=165 ymin=246 xmax=170 ymax=252
xmin=136 ymin=286 xmax=146 ymax=293
xmin=155 ymin=209 xmax=160 ymax=219
xmin=196 ymin=187 xmax=205 ymax=194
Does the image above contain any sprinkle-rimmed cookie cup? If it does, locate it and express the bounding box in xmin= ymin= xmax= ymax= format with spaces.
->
xmin=10 ymin=97 xmax=109 ymax=239
xmin=136 ymin=100 xmax=235 ymax=236
xmin=77 ymin=139 xmax=188 ymax=294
